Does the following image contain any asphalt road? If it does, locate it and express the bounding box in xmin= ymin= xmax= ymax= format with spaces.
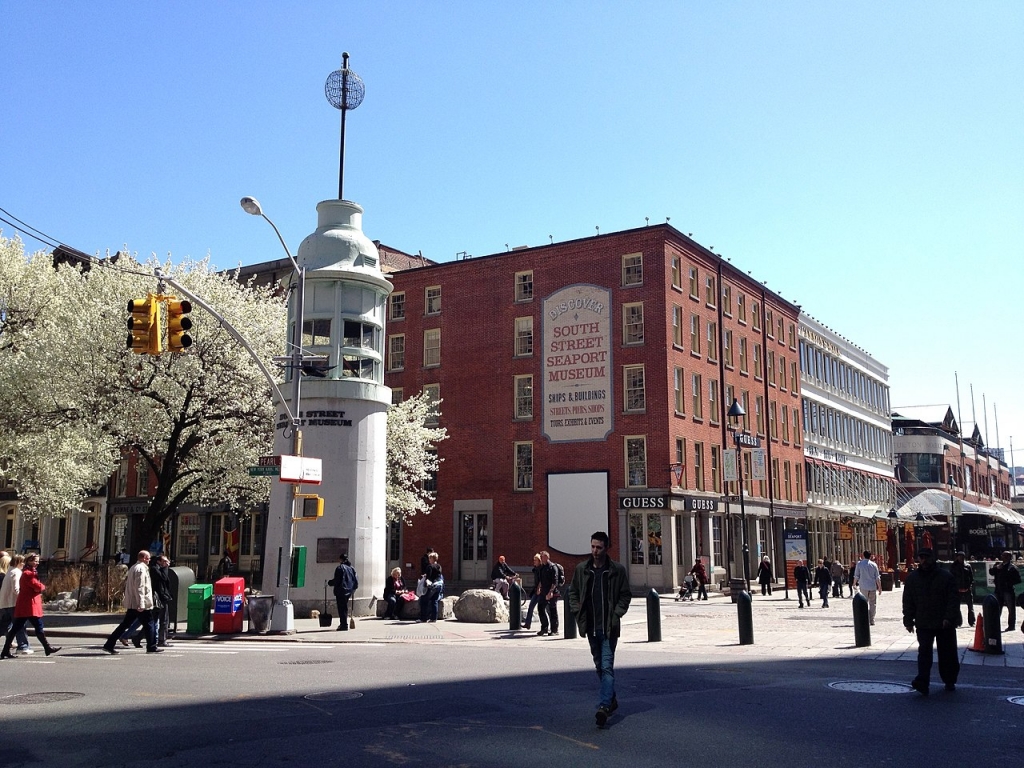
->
xmin=1 ymin=634 xmax=1022 ymax=768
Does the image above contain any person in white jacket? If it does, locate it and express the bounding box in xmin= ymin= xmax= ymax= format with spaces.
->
xmin=102 ymin=551 xmax=161 ymax=654
xmin=0 ymin=554 xmax=32 ymax=653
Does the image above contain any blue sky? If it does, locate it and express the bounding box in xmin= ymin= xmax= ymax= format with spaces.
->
xmin=2 ymin=2 xmax=1022 ymax=473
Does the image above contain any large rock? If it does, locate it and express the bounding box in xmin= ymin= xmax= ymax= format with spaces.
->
xmin=453 ymin=589 xmax=509 ymax=623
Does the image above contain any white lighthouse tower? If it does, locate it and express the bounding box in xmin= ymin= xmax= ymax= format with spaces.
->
xmin=261 ymin=55 xmax=390 ymax=624
xmin=263 ymin=198 xmax=392 ymax=621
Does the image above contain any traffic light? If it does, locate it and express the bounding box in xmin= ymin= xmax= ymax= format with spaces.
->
xmin=296 ymin=494 xmax=324 ymax=520
xmin=165 ymin=298 xmax=193 ymax=352
xmin=126 ymin=295 xmax=162 ymax=355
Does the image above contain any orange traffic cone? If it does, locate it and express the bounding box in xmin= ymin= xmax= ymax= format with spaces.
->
xmin=968 ymin=615 xmax=986 ymax=653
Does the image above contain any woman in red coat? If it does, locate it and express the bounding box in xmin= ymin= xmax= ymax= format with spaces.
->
xmin=1 ymin=554 xmax=61 ymax=658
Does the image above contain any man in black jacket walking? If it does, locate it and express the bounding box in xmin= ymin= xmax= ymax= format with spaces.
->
xmin=903 ymin=547 xmax=960 ymax=695
xmin=989 ymin=550 xmax=1021 ymax=632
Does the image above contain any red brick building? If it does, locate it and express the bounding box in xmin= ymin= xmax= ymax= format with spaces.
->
xmin=385 ymin=224 xmax=805 ymax=592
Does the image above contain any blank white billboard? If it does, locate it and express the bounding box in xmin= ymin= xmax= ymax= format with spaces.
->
xmin=547 ymin=471 xmax=609 ymax=555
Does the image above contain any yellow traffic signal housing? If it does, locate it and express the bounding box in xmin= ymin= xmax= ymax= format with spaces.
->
xmin=165 ymin=298 xmax=193 ymax=352
xmin=296 ymin=494 xmax=324 ymax=520
xmin=126 ymin=295 xmax=162 ymax=355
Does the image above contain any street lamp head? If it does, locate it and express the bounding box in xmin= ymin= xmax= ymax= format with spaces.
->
xmin=727 ymin=398 xmax=745 ymax=422
xmin=240 ymin=197 xmax=263 ymax=217
xmin=915 ymin=512 xmax=926 ymax=522
xmin=887 ymin=509 xmax=898 ymax=520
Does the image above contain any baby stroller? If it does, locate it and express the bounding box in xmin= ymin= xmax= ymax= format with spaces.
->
xmin=676 ymin=574 xmax=696 ymax=601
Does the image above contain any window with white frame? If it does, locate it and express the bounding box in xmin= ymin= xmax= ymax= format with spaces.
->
xmin=514 ymin=375 xmax=533 ymax=419
xmin=752 ymin=301 xmax=761 ymax=331
xmin=625 ymin=436 xmax=647 ymax=488
xmin=766 ymin=309 xmax=774 ymax=337
xmin=675 ymin=437 xmax=686 ymax=487
xmin=768 ymin=350 xmax=776 ymax=386
xmin=425 ymin=286 xmax=441 ymax=315
xmin=739 ymin=337 xmax=748 ymax=374
xmin=692 ymin=373 xmax=703 ymax=419
xmin=624 ymin=365 xmax=646 ymax=412
xmin=622 ymin=252 xmax=643 ymax=286
xmin=389 ymin=292 xmax=405 ymax=321
xmin=770 ymin=401 xmax=778 ymax=439
xmin=705 ymin=276 xmax=716 ymax=306
xmin=722 ymin=284 xmax=732 ymax=315
xmin=724 ymin=329 xmax=734 ymax=367
xmin=135 ymin=462 xmax=148 ymax=498
xmin=708 ymin=379 xmax=720 ymax=423
xmin=423 ymin=328 xmax=440 ymax=367
xmin=779 ymin=355 xmax=787 ymax=390
xmin=672 ymin=306 xmax=683 ymax=347
xmin=711 ymin=445 xmax=721 ymax=492
xmin=515 ymin=271 xmax=534 ymax=302
xmin=388 ymin=334 xmax=405 ymax=371
xmin=515 ymin=442 xmax=533 ymax=490
xmin=707 ymin=321 xmax=717 ymax=361
xmin=690 ymin=314 xmax=700 ymax=354
xmin=671 ymin=255 xmax=681 ymax=289
xmin=755 ymin=395 xmax=765 ymax=435
xmin=693 ymin=442 xmax=705 ymax=491
xmin=753 ymin=343 xmax=762 ymax=380
xmin=116 ymin=459 xmax=129 ymax=498
xmin=674 ymin=367 xmax=685 ymax=414
xmin=782 ymin=405 xmax=790 ymax=442
xmin=623 ymin=303 xmax=644 ymax=345
xmin=688 ymin=267 xmax=699 ymax=299
xmin=423 ymin=384 xmax=440 ymax=426
xmin=737 ymin=294 xmax=746 ymax=323
xmin=514 ymin=317 xmax=533 ymax=356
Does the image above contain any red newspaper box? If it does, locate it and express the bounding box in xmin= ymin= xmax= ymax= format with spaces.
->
xmin=213 ymin=577 xmax=245 ymax=634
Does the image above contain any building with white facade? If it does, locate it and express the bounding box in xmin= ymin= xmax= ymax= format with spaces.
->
xmin=798 ymin=314 xmax=895 ymax=566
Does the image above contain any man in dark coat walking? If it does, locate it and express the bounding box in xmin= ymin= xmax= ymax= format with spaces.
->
xmin=328 ymin=554 xmax=358 ymax=631
xmin=793 ymin=560 xmax=811 ymax=608
xmin=903 ymin=547 xmax=961 ymax=695
xmin=989 ymin=550 xmax=1021 ymax=632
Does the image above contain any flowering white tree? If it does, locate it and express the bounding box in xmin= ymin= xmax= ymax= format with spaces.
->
xmin=2 ymin=234 xmax=448 ymax=552
xmin=0 ymin=235 xmax=286 ymax=550
xmin=385 ymin=392 xmax=447 ymax=524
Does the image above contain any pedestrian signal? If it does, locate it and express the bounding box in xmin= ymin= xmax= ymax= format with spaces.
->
xmin=296 ymin=495 xmax=324 ymax=520
xmin=127 ymin=295 xmax=162 ymax=355
xmin=165 ymin=298 xmax=193 ymax=352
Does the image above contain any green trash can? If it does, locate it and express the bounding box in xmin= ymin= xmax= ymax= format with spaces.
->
xmin=187 ymin=583 xmax=213 ymax=634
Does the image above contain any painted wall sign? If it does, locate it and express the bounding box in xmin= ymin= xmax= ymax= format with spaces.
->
xmin=542 ymin=284 xmax=613 ymax=443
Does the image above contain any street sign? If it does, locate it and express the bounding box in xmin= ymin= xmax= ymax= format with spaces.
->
xmin=248 ymin=465 xmax=280 ymax=477
xmin=258 ymin=455 xmax=282 ymax=467
xmin=721 ymin=494 xmax=742 ymax=503
xmin=280 ymin=455 xmax=323 ymax=485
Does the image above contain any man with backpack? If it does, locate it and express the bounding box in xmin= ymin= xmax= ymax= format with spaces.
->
xmin=537 ymin=551 xmax=562 ymax=636
xmin=328 ymin=554 xmax=358 ymax=631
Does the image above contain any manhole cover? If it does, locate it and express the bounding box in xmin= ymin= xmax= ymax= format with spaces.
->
xmin=0 ymin=692 xmax=86 ymax=705
xmin=1008 ymin=696 xmax=1024 ymax=706
xmin=280 ymin=660 xmax=334 ymax=665
xmin=304 ymin=691 xmax=363 ymax=702
xmin=829 ymin=681 xmax=913 ymax=694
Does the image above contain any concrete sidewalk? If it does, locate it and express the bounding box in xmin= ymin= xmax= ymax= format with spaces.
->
xmin=37 ymin=588 xmax=1024 ymax=667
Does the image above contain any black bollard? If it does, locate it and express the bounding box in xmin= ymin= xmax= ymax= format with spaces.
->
xmin=564 ymin=611 xmax=577 ymax=639
xmin=647 ymin=589 xmax=662 ymax=642
xmin=737 ymin=590 xmax=754 ymax=645
xmin=852 ymin=592 xmax=871 ymax=647
xmin=509 ymin=580 xmax=522 ymax=631
xmin=981 ymin=593 xmax=1004 ymax=655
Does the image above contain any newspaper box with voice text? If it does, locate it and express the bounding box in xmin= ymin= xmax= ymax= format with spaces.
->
xmin=213 ymin=577 xmax=245 ymax=634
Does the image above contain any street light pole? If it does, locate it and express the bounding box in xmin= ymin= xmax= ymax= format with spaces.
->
xmin=727 ymin=398 xmax=751 ymax=593
xmin=241 ymin=196 xmax=305 ymax=632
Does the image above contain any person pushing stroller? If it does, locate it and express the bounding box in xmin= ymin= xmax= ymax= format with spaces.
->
xmin=676 ymin=573 xmax=696 ymax=601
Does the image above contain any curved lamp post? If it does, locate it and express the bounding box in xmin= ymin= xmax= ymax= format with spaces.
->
xmin=241 ymin=196 xmax=305 ymax=632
